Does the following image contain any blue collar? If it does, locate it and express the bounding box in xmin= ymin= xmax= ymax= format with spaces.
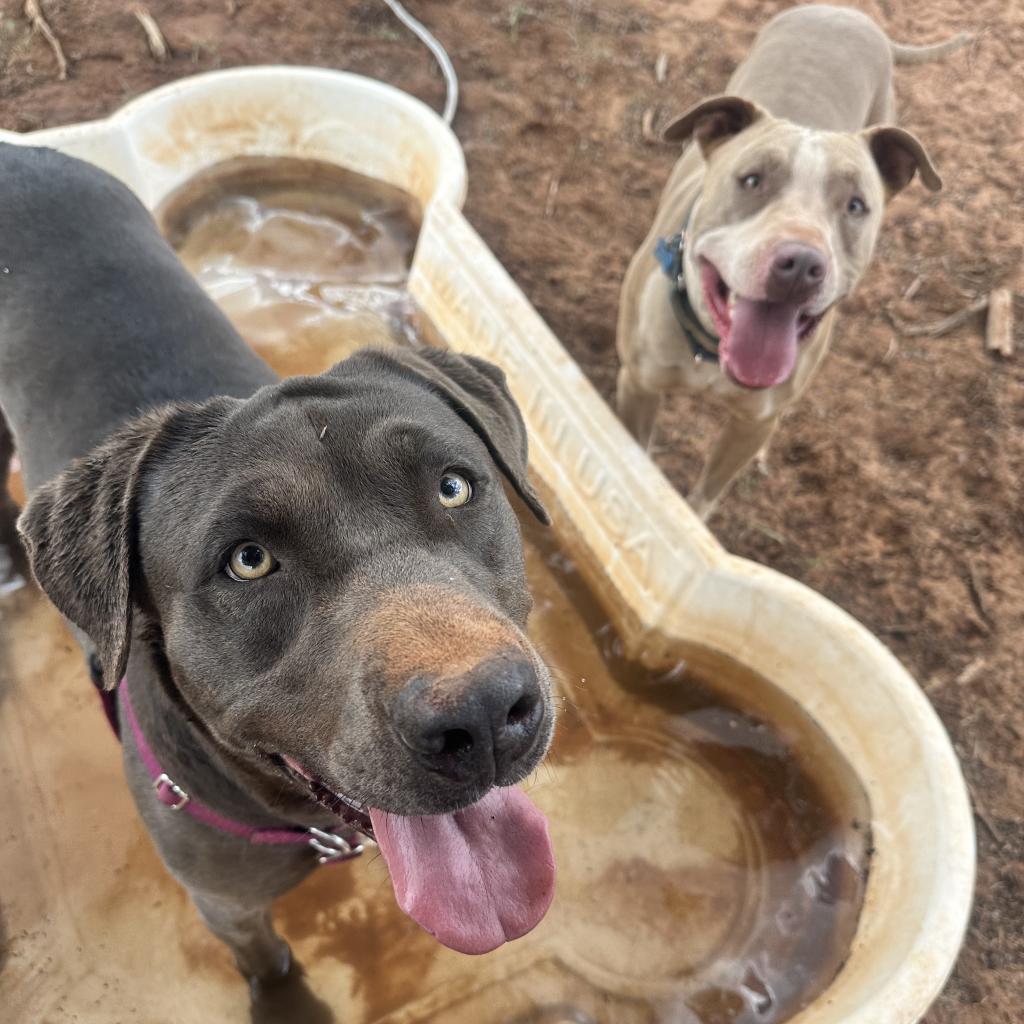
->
xmin=654 ymin=200 xmax=720 ymax=363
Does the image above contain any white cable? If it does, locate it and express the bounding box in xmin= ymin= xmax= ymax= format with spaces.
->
xmin=380 ymin=0 xmax=459 ymax=126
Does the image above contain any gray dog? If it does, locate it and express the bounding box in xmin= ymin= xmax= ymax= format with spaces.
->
xmin=616 ymin=5 xmax=967 ymax=519
xmin=0 ymin=144 xmax=557 ymax=1006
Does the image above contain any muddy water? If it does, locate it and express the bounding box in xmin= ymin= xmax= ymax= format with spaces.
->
xmin=1 ymin=159 xmax=870 ymax=1024
xmin=159 ymin=157 xmax=424 ymax=377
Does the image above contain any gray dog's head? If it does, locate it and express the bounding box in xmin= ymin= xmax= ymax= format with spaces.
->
xmin=18 ymin=346 xmax=554 ymax=820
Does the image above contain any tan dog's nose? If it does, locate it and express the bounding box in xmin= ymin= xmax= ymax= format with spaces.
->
xmin=766 ymin=243 xmax=826 ymax=304
xmin=393 ymin=656 xmax=545 ymax=786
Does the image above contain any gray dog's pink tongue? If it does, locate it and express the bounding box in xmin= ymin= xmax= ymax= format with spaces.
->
xmin=722 ymin=297 xmax=802 ymax=388
xmin=368 ymin=787 xmax=555 ymax=955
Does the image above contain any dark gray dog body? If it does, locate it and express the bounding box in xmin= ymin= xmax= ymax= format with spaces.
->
xmin=0 ymin=144 xmax=554 ymax=1009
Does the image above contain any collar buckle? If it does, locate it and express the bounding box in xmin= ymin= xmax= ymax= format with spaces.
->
xmin=308 ymin=826 xmax=367 ymax=864
xmin=154 ymin=772 xmax=190 ymax=811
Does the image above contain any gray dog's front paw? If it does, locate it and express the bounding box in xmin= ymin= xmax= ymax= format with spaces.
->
xmin=246 ymin=939 xmax=292 ymax=995
xmin=249 ymin=951 xmax=334 ymax=1024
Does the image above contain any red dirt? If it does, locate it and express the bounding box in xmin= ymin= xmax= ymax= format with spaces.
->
xmin=1 ymin=2 xmax=1021 ymax=1022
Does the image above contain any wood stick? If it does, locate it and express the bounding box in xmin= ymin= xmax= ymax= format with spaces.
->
xmin=896 ymin=295 xmax=988 ymax=338
xmin=985 ymin=287 xmax=1014 ymax=357
xmin=23 ymin=0 xmax=68 ymax=80
xmin=129 ymin=3 xmax=171 ymax=61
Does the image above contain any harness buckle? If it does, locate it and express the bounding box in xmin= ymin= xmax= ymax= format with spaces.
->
xmin=308 ymin=826 xmax=367 ymax=865
xmin=154 ymin=772 xmax=190 ymax=811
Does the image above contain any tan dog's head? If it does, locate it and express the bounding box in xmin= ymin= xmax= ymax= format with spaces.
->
xmin=663 ymin=96 xmax=940 ymax=389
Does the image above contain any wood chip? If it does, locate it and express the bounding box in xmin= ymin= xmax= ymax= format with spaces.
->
xmin=985 ymin=287 xmax=1014 ymax=357
xmin=544 ymin=174 xmax=560 ymax=218
xmin=895 ymin=295 xmax=988 ymax=338
xmin=955 ymin=657 xmax=987 ymax=686
xmin=641 ymin=106 xmax=658 ymax=144
xmin=23 ymin=0 xmax=68 ymax=80
xmin=902 ymin=273 xmax=926 ymax=301
xmin=654 ymin=52 xmax=668 ymax=84
xmin=129 ymin=3 xmax=171 ymax=61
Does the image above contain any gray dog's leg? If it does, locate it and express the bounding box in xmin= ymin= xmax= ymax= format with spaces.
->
xmin=190 ymin=889 xmax=292 ymax=984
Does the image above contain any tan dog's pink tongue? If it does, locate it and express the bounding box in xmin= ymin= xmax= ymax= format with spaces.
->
xmin=368 ymin=787 xmax=555 ymax=955
xmin=722 ymin=298 xmax=801 ymax=388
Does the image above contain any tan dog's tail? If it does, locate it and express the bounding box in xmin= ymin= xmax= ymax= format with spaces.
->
xmin=891 ymin=32 xmax=971 ymax=65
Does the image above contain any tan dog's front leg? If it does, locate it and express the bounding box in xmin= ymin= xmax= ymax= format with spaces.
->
xmin=688 ymin=415 xmax=778 ymax=521
xmin=616 ymin=364 xmax=663 ymax=450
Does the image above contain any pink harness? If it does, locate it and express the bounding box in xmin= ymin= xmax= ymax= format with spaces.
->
xmin=110 ymin=677 xmax=366 ymax=865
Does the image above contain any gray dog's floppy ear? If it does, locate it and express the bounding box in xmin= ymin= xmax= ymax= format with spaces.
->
xmin=861 ymin=125 xmax=942 ymax=196
xmin=354 ymin=346 xmax=549 ymax=525
xmin=17 ymin=401 xmax=228 ymax=689
xmin=662 ymin=95 xmax=767 ymax=155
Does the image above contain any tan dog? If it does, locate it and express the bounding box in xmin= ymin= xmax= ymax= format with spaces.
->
xmin=616 ymin=4 xmax=968 ymax=519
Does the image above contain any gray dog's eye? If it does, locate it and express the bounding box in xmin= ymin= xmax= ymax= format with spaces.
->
xmin=847 ymin=196 xmax=868 ymax=216
xmin=739 ymin=173 xmax=761 ymax=190
xmin=226 ymin=542 xmax=276 ymax=581
xmin=438 ymin=472 xmax=472 ymax=509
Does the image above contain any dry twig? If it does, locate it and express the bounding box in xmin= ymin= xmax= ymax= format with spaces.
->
xmin=894 ymin=295 xmax=988 ymax=338
xmin=974 ymin=804 xmax=1005 ymax=848
xmin=129 ymin=3 xmax=171 ymax=62
xmin=966 ymin=559 xmax=994 ymax=628
xmin=23 ymin=0 xmax=68 ymax=80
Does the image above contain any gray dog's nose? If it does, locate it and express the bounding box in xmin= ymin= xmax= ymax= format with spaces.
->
xmin=395 ymin=657 xmax=545 ymax=785
xmin=766 ymin=243 xmax=826 ymax=303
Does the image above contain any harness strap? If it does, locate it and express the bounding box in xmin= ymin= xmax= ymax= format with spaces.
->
xmin=110 ymin=676 xmax=365 ymax=863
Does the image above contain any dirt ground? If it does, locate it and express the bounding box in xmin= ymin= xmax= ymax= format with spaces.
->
xmin=1 ymin=1 xmax=1021 ymax=1021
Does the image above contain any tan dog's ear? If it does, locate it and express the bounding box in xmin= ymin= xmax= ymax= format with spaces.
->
xmin=17 ymin=400 xmax=231 ymax=689
xmin=862 ymin=126 xmax=942 ymax=195
xmin=662 ymin=95 xmax=767 ymax=156
xmin=346 ymin=347 xmax=550 ymax=525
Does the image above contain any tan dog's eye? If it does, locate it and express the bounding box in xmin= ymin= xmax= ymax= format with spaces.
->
xmin=227 ymin=542 xmax=276 ymax=581
xmin=740 ymin=173 xmax=761 ymax=189
xmin=847 ymin=196 xmax=868 ymax=216
xmin=439 ymin=472 xmax=472 ymax=509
